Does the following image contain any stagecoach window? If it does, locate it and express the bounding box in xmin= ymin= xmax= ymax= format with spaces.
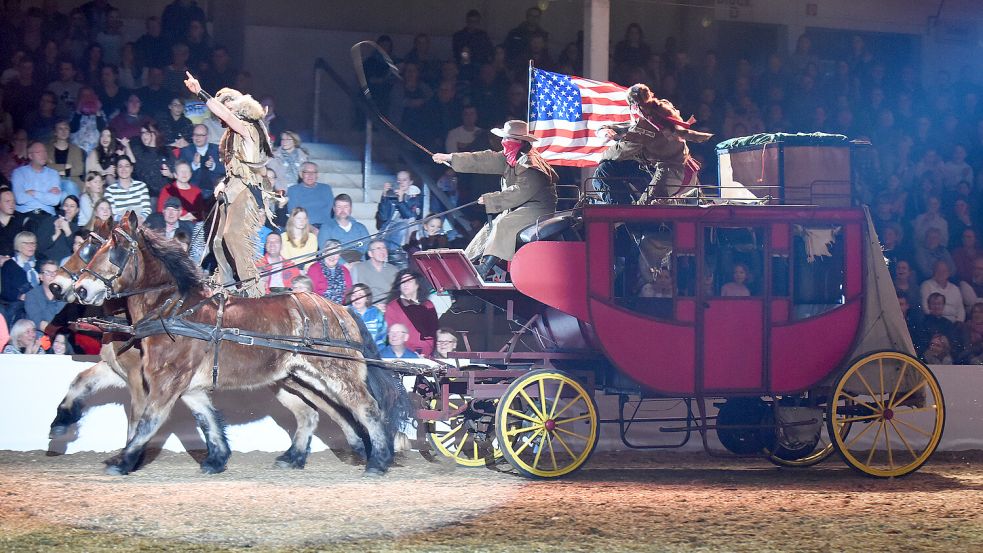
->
xmin=791 ymin=225 xmax=845 ymax=319
xmin=704 ymin=227 xmax=765 ymax=297
xmin=613 ymin=222 xmax=677 ymax=320
xmin=772 ymin=255 xmax=790 ymax=297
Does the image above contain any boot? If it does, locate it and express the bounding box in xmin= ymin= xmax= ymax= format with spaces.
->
xmin=475 ymin=255 xmax=501 ymax=279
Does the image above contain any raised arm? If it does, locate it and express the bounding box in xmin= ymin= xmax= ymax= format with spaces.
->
xmin=184 ymin=72 xmax=250 ymax=137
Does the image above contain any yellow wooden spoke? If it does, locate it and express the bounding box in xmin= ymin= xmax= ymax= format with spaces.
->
xmin=532 ymin=429 xmax=546 ymax=469
xmin=552 ymin=430 xmax=576 ymax=458
xmin=864 ymin=421 xmax=885 ymax=466
xmin=545 ymin=431 xmax=558 ymax=471
xmin=555 ymin=413 xmax=592 ymax=425
xmin=511 ymin=429 xmax=542 ymax=456
xmin=890 ymin=406 xmax=939 ymax=417
xmin=555 ymin=426 xmax=590 ymax=441
xmin=855 ymin=371 xmax=885 ymax=410
xmin=506 ymin=408 xmax=541 ymax=424
xmin=838 ymin=393 xmax=881 ymax=417
xmin=438 ymin=423 xmax=464 ymax=444
xmin=879 ymin=359 xmax=886 ymax=410
xmin=840 ymin=413 xmax=883 ymax=423
xmin=890 ymin=379 xmax=929 ymax=410
xmin=505 ymin=424 xmax=542 ymax=438
xmin=548 ymin=381 xmax=566 ymax=419
xmin=891 ymin=416 xmax=933 ymax=438
xmin=552 ymin=394 xmax=584 ymax=420
xmin=538 ymin=378 xmax=548 ymax=420
xmin=885 ymin=419 xmax=894 ymax=470
xmin=888 ymin=419 xmax=919 ymax=462
xmin=888 ymin=361 xmax=908 ymax=409
xmin=844 ymin=415 xmax=879 ymax=448
xmin=518 ymin=389 xmax=546 ymax=421
xmin=452 ymin=433 xmax=468 ymax=459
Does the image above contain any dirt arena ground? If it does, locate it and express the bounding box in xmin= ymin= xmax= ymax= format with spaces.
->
xmin=1 ymin=447 xmax=981 ymax=553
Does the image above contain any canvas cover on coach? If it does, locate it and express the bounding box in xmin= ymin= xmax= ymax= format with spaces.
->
xmin=837 ymin=208 xmax=920 ymax=396
xmin=716 ymin=133 xmax=852 ymax=206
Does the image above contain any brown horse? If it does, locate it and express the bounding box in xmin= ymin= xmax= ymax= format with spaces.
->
xmin=72 ymin=212 xmax=407 ymax=475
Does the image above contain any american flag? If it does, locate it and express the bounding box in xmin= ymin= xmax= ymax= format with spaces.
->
xmin=528 ymin=67 xmax=632 ymax=167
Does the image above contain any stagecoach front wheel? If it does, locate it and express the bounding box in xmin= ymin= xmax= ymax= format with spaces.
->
xmin=425 ymin=394 xmax=503 ymax=467
xmin=828 ymin=351 xmax=945 ymax=478
xmin=494 ymin=369 xmax=600 ymax=479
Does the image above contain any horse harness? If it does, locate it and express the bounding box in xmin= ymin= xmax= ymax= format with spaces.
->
xmin=83 ymin=290 xmax=435 ymax=389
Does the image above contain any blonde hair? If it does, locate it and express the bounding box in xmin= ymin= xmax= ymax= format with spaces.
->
xmin=86 ymin=198 xmax=113 ymax=230
xmin=13 ymin=231 xmax=37 ymax=251
xmin=286 ymin=207 xmax=312 ymax=248
xmin=279 ymin=131 xmax=308 ymax=155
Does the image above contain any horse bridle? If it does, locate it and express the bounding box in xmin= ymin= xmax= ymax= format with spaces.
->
xmin=61 ymin=233 xmax=107 ymax=282
xmin=80 ymin=227 xmax=140 ymax=293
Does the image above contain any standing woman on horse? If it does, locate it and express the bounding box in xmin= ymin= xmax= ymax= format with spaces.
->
xmin=183 ymin=72 xmax=274 ymax=297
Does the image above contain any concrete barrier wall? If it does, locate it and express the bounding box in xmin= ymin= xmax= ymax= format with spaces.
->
xmin=2 ymin=355 xmax=980 ymax=454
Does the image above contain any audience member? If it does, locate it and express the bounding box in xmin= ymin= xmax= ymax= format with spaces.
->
xmin=24 ymin=92 xmax=59 ymax=142
xmin=85 ymin=198 xmax=114 ymax=231
xmin=107 ymin=93 xmax=149 ymax=141
xmin=920 ymin=259 xmax=965 ymax=323
xmin=1 ymin=231 xmax=40 ymax=323
xmin=307 ymin=239 xmax=351 ymax=303
xmin=959 ymin=257 xmax=983 ymax=310
xmin=376 ymin=170 xmax=423 ymax=252
xmin=69 ymin=87 xmax=109 ymax=154
xmin=49 ymin=331 xmax=74 ymax=355
xmin=318 ymin=194 xmax=370 ymax=255
xmin=104 ymin=157 xmax=151 ymax=222
xmin=46 ymin=120 xmax=86 ymax=193
xmin=290 ymin=274 xmax=313 ymax=293
xmin=350 ymin=239 xmax=399 ymax=309
xmin=85 ymin=128 xmax=130 ymax=184
xmin=77 ymin=171 xmax=105 ymax=227
xmin=2 ymin=319 xmax=43 ymax=354
xmin=344 ymin=283 xmax=387 ymax=348
xmin=280 ymin=207 xmax=318 ymax=269
xmin=157 ymin=98 xmax=194 ymax=147
xmin=157 ymin=161 xmax=204 ymax=220
xmin=445 ymin=105 xmax=483 ymax=153
xmin=952 ymin=227 xmax=980 ymax=283
xmin=433 ymin=327 xmax=458 ymax=360
xmin=47 ymin=60 xmax=83 ymax=120
xmin=384 ymin=269 xmax=438 ymax=356
xmin=0 ymin=188 xmax=30 ymax=257
xmin=286 ymin=162 xmax=333 ymax=230
xmin=130 ymin=121 xmax=172 ymax=198
xmin=268 ymin=131 xmax=308 ymax=191
xmin=915 ymin=228 xmax=955 ymax=280
xmin=452 ymin=9 xmax=494 ymax=66
xmin=178 ymin=124 xmax=223 ymax=198
xmin=145 ymin=197 xmax=194 ymax=239
xmin=37 ymin=195 xmax=80 ymax=262
xmin=24 ymin=259 xmax=65 ymax=331
xmin=12 ymin=142 xmax=62 ymax=217
xmin=257 ymin=232 xmax=300 ymax=293
xmin=379 ymin=323 xmax=419 ymax=359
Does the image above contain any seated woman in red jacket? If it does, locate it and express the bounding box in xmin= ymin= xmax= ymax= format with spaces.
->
xmin=384 ymin=269 xmax=438 ymax=356
xmin=307 ymin=239 xmax=352 ymax=303
xmin=158 ymin=160 xmax=206 ymax=221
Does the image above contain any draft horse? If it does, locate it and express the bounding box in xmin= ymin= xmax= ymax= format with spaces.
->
xmin=48 ymin=228 xmax=373 ymax=469
xmin=72 ymin=211 xmax=408 ymax=475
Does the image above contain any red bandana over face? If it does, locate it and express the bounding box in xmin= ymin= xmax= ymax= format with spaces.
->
xmin=502 ymin=138 xmax=523 ymax=167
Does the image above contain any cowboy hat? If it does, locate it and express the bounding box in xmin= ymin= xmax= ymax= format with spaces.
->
xmin=490 ymin=120 xmax=537 ymax=143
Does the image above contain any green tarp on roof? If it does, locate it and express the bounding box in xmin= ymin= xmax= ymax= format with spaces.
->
xmin=716 ymin=132 xmax=850 ymax=151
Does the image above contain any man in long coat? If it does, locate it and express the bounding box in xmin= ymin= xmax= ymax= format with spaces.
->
xmin=432 ymin=120 xmax=557 ymax=278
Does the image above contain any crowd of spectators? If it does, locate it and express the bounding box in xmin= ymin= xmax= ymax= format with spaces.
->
xmin=2 ymin=2 xmax=982 ymax=364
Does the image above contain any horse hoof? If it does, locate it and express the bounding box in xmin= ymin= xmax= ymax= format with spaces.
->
xmin=104 ymin=464 xmax=128 ymax=476
xmin=48 ymin=425 xmax=68 ymax=438
xmin=363 ymin=467 xmax=386 ymax=477
xmin=200 ymin=463 xmax=227 ymax=475
xmin=273 ymin=459 xmax=305 ymax=469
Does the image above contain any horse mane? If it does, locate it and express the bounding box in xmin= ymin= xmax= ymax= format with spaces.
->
xmin=138 ymin=227 xmax=205 ymax=295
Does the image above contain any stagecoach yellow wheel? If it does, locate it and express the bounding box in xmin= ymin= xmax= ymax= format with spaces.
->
xmin=495 ymin=369 xmax=599 ymax=479
xmin=426 ymin=394 xmax=502 ymax=467
xmin=828 ymin=351 xmax=945 ymax=478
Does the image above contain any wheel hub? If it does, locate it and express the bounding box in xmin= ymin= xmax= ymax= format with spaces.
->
xmin=882 ymin=408 xmax=894 ymax=421
xmin=544 ymin=419 xmax=556 ymax=431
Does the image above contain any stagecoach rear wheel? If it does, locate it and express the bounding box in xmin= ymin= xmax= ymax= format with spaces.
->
xmin=828 ymin=351 xmax=945 ymax=478
xmin=425 ymin=394 xmax=503 ymax=467
xmin=767 ymin=398 xmax=845 ymax=468
xmin=494 ymin=369 xmax=600 ymax=479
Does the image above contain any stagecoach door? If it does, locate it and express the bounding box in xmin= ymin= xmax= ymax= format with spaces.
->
xmin=699 ymin=226 xmax=767 ymax=391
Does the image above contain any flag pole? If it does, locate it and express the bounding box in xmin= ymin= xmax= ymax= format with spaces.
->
xmin=526 ymin=60 xmax=533 ymax=126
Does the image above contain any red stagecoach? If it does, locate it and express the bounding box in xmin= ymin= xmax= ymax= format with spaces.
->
xmin=411 ymin=133 xmax=945 ymax=479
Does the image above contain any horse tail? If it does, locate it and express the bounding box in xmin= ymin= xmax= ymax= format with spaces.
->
xmin=349 ymin=305 xmax=411 ymax=448
xmin=365 ymin=362 xmax=413 ymax=449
